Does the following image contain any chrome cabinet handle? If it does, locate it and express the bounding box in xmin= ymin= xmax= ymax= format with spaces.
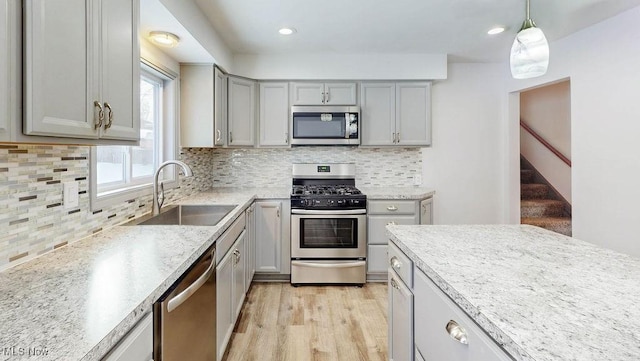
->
xmin=386 ymin=221 xmax=397 ymax=226
xmin=276 ymin=207 xmax=280 ymax=218
xmin=387 ymin=205 xmax=398 ymax=211
xmin=321 ymin=91 xmax=325 ymax=103
xmin=325 ymin=90 xmax=329 ymax=103
xmin=94 ymin=101 xmax=104 ymax=129
xmin=234 ymin=249 xmax=241 ymax=264
xmin=396 ymin=132 xmax=400 ymax=143
xmin=229 ymin=131 xmax=233 ymax=143
xmin=390 ymin=256 xmax=401 ymax=270
xmin=285 ymin=132 xmax=289 ymax=144
xmin=104 ymin=102 xmax=113 ymax=129
xmin=390 ymin=277 xmax=400 ymax=290
xmin=216 ymin=129 xmax=222 ymax=142
xmin=446 ymin=320 xmax=469 ymax=345
xmin=167 ymin=249 xmax=215 ymax=312
xmin=392 ymin=132 xmax=396 ymax=143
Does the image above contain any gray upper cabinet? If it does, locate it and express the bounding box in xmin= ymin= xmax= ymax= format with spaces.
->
xmin=23 ymin=0 xmax=139 ymax=143
xmin=360 ymin=83 xmax=396 ymax=146
xmin=228 ymin=76 xmax=256 ymax=146
xmin=291 ymin=82 xmax=357 ymax=105
xmin=0 ymin=0 xmax=14 ymax=142
xmin=258 ymin=82 xmax=289 ymax=147
xmin=180 ymin=64 xmax=228 ymax=147
xmin=360 ymin=81 xmax=431 ymax=147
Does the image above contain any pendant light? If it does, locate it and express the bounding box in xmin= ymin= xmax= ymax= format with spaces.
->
xmin=510 ymin=0 xmax=549 ymax=79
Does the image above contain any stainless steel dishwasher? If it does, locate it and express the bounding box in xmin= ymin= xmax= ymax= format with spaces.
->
xmin=154 ymin=244 xmax=216 ymax=361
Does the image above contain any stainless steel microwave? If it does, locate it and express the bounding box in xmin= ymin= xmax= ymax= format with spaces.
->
xmin=290 ymin=106 xmax=360 ymax=145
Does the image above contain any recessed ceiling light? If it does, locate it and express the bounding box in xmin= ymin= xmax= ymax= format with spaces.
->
xmin=487 ymin=27 xmax=506 ymax=35
xmin=149 ymin=31 xmax=180 ymax=48
xmin=278 ymin=27 xmax=296 ymax=35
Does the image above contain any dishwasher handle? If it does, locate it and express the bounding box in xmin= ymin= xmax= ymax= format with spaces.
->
xmin=167 ymin=249 xmax=215 ymax=313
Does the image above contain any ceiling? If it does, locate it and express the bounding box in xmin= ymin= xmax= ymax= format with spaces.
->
xmin=187 ymin=0 xmax=640 ymax=62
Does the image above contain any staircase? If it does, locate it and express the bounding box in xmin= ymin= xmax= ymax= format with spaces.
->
xmin=520 ymin=164 xmax=572 ymax=236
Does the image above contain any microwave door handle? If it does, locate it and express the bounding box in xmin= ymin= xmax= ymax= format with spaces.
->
xmin=345 ymin=114 xmax=350 ymax=138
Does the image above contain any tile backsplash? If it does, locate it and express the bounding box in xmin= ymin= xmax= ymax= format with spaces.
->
xmin=1 ymin=144 xmax=419 ymax=270
xmin=0 ymin=145 xmax=211 ymax=271
xmin=209 ymin=146 xmax=422 ymax=188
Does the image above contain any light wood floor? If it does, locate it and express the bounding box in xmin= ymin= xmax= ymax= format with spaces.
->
xmin=222 ymin=282 xmax=388 ymax=361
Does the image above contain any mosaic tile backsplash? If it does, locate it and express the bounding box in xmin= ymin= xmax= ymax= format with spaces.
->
xmin=0 ymin=145 xmax=212 ymax=270
xmin=208 ymin=146 xmax=422 ymax=188
xmin=0 ymin=144 xmax=418 ymax=270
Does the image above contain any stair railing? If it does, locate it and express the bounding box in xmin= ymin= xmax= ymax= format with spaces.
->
xmin=520 ymin=120 xmax=572 ymax=167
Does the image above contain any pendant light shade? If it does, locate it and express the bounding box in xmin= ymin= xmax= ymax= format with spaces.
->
xmin=510 ymin=0 xmax=549 ymax=79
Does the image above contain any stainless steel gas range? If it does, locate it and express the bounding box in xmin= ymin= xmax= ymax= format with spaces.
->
xmin=290 ymin=163 xmax=367 ymax=285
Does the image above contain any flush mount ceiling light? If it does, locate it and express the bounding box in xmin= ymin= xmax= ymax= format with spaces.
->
xmin=278 ymin=27 xmax=296 ymax=35
xmin=149 ymin=31 xmax=180 ymax=48
xmin=488 ymin=27 xmax=505 ymax=35
xmin=510 ymin=0 xmax=549 ymax=79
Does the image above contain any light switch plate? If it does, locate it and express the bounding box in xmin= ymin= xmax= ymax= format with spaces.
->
xmin=63 ymin=181 xmax=79 ymax=209
xmin=413 ymin=174 xmax=422 ymax=186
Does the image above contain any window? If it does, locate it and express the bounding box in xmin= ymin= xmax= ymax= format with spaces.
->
xmin=90 ymin=62 xmax=178 ymax=210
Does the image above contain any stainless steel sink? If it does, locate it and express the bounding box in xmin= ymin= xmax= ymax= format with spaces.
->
xmin=127 ymin=204 xmax=237 ymax=226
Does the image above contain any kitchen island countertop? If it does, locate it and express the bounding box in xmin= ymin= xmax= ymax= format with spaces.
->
xmin=386 ymin=224 xmax=640 ymax=361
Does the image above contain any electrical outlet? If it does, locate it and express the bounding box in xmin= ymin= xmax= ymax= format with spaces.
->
xmin=413 ymin=174 xmax=422 ymax=186
xmin=63 ymin=181 xmax=79 ymax=209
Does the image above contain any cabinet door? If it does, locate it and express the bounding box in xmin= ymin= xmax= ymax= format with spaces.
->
xmin=324 ymin=82 xmax=357 ymax=105
xmin=396 ymin=82 xmax=432 ymax=146
xmin=367 ymin=244 xmax=388 ymax=273
xmin=291 ymin=82 xmax=325 ymax=105
xmin=420 ymin=198 xmax=433 ymax=225
xmin=259 ymin=82 xmax=289 ymax=147
xmin=245 ymin=204 xmax=256 ymax=291
xmin=389 ymin=271 xmax=414 ymax=361
xmin=216 ymin=249 xmax=234 ymax=361
xmin=360 ymin=82 xmax=396 ymax=146
xmin=102 ymin=313 xmax=152 ymax=361
xmin=232 ymin=233 xmax=246 ymax=319
xmin=214 ymin=67 xmax=227 ymax=146
xmin=180 ymin=64 xmax=214 ymax=147
xmin=228 ymin=76 xmax=256 ymax=146
xmin=24 ymin=0 xmax=99 ymax=138
xmin=254 ymin=201 xmax=282 ymax=273
xmin=99 ymin=0 xmax=139 ymax=140
xmin=414 ymin=270 xmax=512 ymax=361
xmin=0 ymin=0 xmax=12 ymax=141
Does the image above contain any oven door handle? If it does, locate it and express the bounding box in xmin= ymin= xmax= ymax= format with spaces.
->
xmin=291 ymin=260 xmax=366 ymax=268
xmin=291 ymin=209 xmax=366 ymax=215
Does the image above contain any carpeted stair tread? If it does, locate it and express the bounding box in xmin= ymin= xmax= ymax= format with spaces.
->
xmin=521 ymin=183 xmax=549 ymax=199
xmin=521 ymin=199 xmax=564 ymax=217
xmin=521 ymin=217 xmax=572 ymax=236
xmin=520 ymin=169 xmax=535 ymax=184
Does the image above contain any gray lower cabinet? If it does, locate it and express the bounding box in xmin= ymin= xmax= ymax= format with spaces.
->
xmin=367 ymin=199 xmax=419 ymax=278
xmin=216 ymin=215 xmax=247 ymax=361
xmin=420 ymin=198 xmax=433 ymax=225
xmin=414 ymin=268 xmax=512 ymax=361
xmin=101 ymin=313 xmax=152 ymax=361
xmin=388 ymin=241 xmax=414 ymax=361
xmin=254 ymin=200 xmax=291 ymax=276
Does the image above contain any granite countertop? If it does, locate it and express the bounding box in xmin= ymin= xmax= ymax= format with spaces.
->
xmin=359 ymin=186 xmax=435 ymax=199
xmin=386 ymin=225 xmax=640 ymax=361
xmin=0 ymin=188 xmax=289 ymax=361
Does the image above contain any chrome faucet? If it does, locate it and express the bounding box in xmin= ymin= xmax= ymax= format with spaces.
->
xmin=153 ymin=160 xmax=194 ymax=215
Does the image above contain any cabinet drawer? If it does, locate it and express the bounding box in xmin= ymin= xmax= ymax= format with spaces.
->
xmin=368 ymin=200 xmax=417 ymax=215
xmin=414 ymin=270 xmax=512 ymax=361
xmin=216 ymin=215 xmax=246 ymax=263
xmin=368 ymin=214 xmax=418 ymax=245
xmin=388 ymin=241 xmax=413 ymax=288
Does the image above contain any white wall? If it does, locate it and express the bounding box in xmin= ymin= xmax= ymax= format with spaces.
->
xmin=506 ymin=6 xmax=640 ymax=256
xmin=424 ymin=62 xmax=505 ymax=225
xmin=233 ymin=53 xmax=447 ymax=80
xmin=520 ymin=81 xmax=572 ymax=203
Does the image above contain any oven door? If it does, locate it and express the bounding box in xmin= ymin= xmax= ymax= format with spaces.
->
xmin=291 ymin=209 xmax=366 ymax=259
